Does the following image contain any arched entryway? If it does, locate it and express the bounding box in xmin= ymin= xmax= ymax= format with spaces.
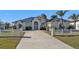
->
xmin=34 ymin=22 xmax=38 ymax=30
xmin=32 ymin=18 xmax=41 ymax=30
xmin=18 ymin=24 xmax=22 ymax=29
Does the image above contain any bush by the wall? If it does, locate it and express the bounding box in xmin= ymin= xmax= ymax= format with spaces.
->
xmin=40 ymin=27 xmax=46 ymax=30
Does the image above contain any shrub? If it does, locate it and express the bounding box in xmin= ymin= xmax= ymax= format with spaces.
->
xmin=40 ymin=27 xmax=46 ymax=30
xmin=25 ymin=27 xmax=32 ymax=30
xmin=67 ymin=25 xmax=75 ymax=29
xmin=59 ymin=23 xmax=65 ymax=29
xmin=13 ymin=25 xmax=16 ymax=29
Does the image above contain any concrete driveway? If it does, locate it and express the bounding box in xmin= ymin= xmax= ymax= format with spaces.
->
xmin=16 ymin=31 xmax=73 ymax=49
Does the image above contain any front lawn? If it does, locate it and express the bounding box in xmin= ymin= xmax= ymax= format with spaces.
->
xmin=0 ymin=30 xmax=24 ymax=36
xmin=0 ymin=30 xmax=25 ymax=49
xmin=55 ymin=36 xmax=79 ymax=49
xmin=0 ymin=38 xmax=21 ymax=49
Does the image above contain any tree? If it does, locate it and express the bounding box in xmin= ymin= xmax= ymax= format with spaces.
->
xmin=51 ymin=15 xmax=58 ymax=20
xmin=56 ymin=10 xmax=68 ymax=32
xmin=68 ymin=13 xmax=79 ymax=29
xmin=41 ymin=14 xmax=48 ymax=30
xmin=51 ymin=15 xmax=58 ymax=28
xmin=0 ymin=20 xmax=4 ymax=26
xmin=0 ymin=20 xmax=4 ymax=32
xmin=56 ymin=10 xmax=68 ymax=29
xmin=67 ymin=25 xmax=75 ymax=29
xmin=41 ymin=14 xmax=47 ymax=19
xmin=59 ymin=23 xmax=65 ymax=29
xmin=5 ymin=22 xmax=10 ymax=29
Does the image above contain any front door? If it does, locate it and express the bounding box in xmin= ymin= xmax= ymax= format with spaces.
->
xmin=34 ymin=22 xmax=38 ymax=30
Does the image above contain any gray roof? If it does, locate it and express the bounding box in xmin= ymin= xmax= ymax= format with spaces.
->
xmin=13 ymin=17 xmax=35 ymax=23
xmin=22 ymin=17 xmax=36 ymax=22
xmin=13 ymin=17 xmax=69 ymax=24
xmin=47 ymin=18 xmax=69 ymax=22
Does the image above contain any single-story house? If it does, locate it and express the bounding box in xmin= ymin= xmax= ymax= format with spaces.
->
xmin=13 ymin=16 xmax=46 ymax=30
xmin=13 ymin=16 xmax=70 ymax=31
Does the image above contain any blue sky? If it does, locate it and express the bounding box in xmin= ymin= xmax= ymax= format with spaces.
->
xmin=0 ymin=10 xmax=79 ymax=23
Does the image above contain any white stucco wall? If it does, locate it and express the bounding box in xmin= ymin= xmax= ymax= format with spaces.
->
xmin=40 ymin=19 xmax=46 ymax=23
xmin=47 ymin=21 xmax=60 ymax=29
xmin=47 ymin=22 xmax=52 ymax=31
xmin=15 ymin=21 xmax=23 ymax=29
xmin=24 ymin=22 xmax=32 ymax=27
xmin=69 ymin=21 xmax=79 ymax=30
xmin=70 ymin=22 xmax=74 ymax=25
xmin=76 ymin=22 xmax=79 ymax=30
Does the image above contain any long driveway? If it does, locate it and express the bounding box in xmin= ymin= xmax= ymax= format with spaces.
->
xmin=16 ymin=31 xmax=73 ymax=49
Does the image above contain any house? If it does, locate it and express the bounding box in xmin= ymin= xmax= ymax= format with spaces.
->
xmin=13 ymin=16 xmax=46 ymax=30
xmin=13 ymin=16 xmax=70 ymax=31
xmin=69 ymin=19 xmax=79 ymax=30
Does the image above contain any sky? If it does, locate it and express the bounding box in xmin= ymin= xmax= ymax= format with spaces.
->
xmin=0 ymin=10 xmax=79 ymax=23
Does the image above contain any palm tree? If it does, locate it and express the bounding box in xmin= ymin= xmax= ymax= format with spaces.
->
xmin=51 ymin=15 xmax=57 ymax=26
xmin=56 ymin=10 xmax=68 ymax=25
xmin=56 ymin=10 xmax=68 ymax=30
xmin=41 ymin=14 xmax=47 ymax=19
xmin=51 ymin=15 xmax=58 ymax=20
xmin=0 ymin=20 xmax=4 ymax=32
xmin=5 ymin=22 xmax=10 ymax=29
xmin=51 ymin=15 xmax=58 ymax=30
xmin=68 ymin=13 xmax=79 ymax=29
xmin=41 ymin=14 xmax=48 ymax=30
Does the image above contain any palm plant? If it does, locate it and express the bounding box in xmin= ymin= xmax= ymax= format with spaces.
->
xmin=0 ymin=20 xmax=4 ymax=26
xmin=41 ymin=14 xmax=47 ymax=19
xmin=51 ymin=15 xmax=58 ymax=20
xmin=56 ymin=10 xmax=68 ymax=25
xmin=5 ymin=22 xmax=10 ymax=29
xmin=51 ymin=15 xmax=58 ymax=30
xmin=56 ymin=10 xmax=68 ymax=30
xmin=0 ymin=20 xmax=4 ymax=32
xmin=41 ymin=14 xmax=48 ymax=30
xmin=51 ymin=15 xmax=57 ymax=25
xmin=68 ymin=13 xmax=79 ymax=29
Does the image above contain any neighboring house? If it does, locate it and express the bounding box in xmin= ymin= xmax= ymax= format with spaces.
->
xmin=47 ymin=18 xmax=69 ymax=31
xmin=69 ymin=19 xmax=79 ymax=30
xmin=13 ymin=16 xmax=46 ymax=30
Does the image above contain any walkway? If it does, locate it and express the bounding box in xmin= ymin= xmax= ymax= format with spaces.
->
xmin=16 ymin=31 xmax=73 ymax=49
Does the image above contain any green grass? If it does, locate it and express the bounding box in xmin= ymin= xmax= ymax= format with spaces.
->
xmin=54 ymin=31 xmax=79 ymax=35
xmin=0 ymin=30 xmax=25 ymax=49
xmin=0 ymin=38 xmax=21 ymax=49
xmin=0 ymin=30 xmax=24 ymax=36
xmin=55 ymin=36 xmax=79 ymax=49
